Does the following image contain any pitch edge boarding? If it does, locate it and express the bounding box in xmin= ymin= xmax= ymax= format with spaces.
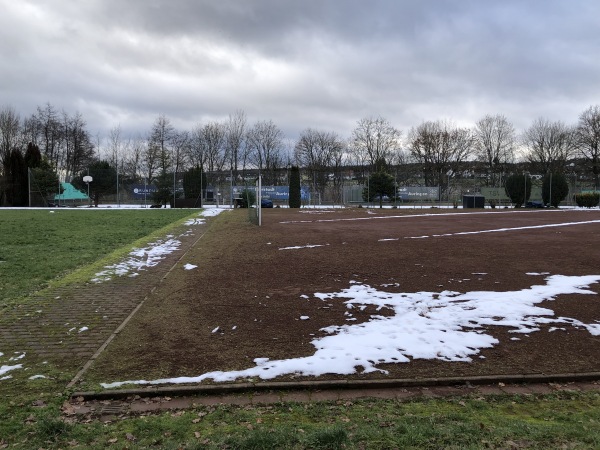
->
xmin=71 ymin=372 xmax=600 ymax=401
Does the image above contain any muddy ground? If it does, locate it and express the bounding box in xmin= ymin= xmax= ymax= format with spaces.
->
xmin=86 ymin=207 xmax=600 ymax=387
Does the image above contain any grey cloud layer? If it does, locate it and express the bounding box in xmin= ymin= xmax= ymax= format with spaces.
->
xmin=1 ymin=0 xmax=599 ymax=139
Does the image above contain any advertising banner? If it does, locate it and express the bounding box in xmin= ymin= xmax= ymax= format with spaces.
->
xmin=480 ymin=187 xmax=511 ymax=202
xmin=397 ymin=186 xmax=440 ymax=201
xmin=233 ymin=186 xmax=310 ymax=201
xmin=130 ymin=184 xmax=158 ymax=200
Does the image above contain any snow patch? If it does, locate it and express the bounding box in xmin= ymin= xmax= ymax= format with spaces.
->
xmin=101 ymin=274 xmax=600 ymax=389
xmin=0 ymin=364 xmax=23 ymax=377
xmin=29 ymin=375 xmax=47 ymax=380
xmin=279 ymin=244 xmax=328 ymax=250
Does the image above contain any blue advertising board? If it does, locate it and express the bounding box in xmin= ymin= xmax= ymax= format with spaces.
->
xmin=233 ymin=186 xmax=310 ymax=201
xmin=130 ymin=184 xmax=158 ymax=199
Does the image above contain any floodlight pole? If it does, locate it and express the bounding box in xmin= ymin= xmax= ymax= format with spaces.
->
xmin=523 ymin=171 xmax=528 ymax=207
xmin=172 ymin=150 xmax=176 ymax=209
xmin=257 ymin=176 xmax=262 ymax=226
xmin=549 ymin=172 xmax=552 ymax=207
xmin=116 ymin=159 xmax=120 ymax=207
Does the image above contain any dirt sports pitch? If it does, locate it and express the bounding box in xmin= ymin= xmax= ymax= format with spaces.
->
xmin=87 ymin=207 xmax=600 ymax=388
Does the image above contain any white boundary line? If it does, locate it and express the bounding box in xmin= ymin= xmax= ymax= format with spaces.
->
xmin=279 ymin=209 xmax=574 ymax=224
xmin=402 ymin=219 xmax=600 ymax=239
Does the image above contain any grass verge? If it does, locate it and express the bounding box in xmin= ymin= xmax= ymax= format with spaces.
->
xmin=1 ymin=390 xmax=599 ymax=449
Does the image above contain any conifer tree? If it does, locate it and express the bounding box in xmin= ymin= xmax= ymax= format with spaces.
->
xmin=289 ymin=166 xmax=301 ymax=208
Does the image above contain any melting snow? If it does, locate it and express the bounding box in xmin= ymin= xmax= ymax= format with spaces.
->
xmin=183 ymin=263 xmax=198 ymax=270
xmin=0 ymin=364 xmax=22 ymax=377
xmin=91 ymin=208 xmax=226 ymax=282
xmin=101 ymin=274 xmax=600 ymax=389
xmin=279 ymin=244 xmax=328 ymax=250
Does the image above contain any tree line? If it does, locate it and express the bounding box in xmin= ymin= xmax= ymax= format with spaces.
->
xmin=1 ymin=102 xmax=599 ymax=206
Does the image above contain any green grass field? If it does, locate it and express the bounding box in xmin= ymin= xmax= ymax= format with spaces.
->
xmin=1 ymin=208 xmax=599 ymax=449
xmin=0 ymin=209 xmax=195 ymax=306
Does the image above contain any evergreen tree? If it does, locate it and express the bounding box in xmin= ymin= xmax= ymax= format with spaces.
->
xmin=3 ymin=148 xmax=27 ymax=206
xmin=29 ymin=158 xmax=60 ymax=203
xmin=542 ymin=172 xmax=569 ymax=207
xmin=153 ymin=172 xmax=173 ymax=207
xmin=238 ymin=188 xmax=256 ymax=208
xmin=363 ymin=171 xmax=395 ymax=208
xmin=24 ymin=142 xmax=42 ymax=168
xmin=505 ymin=173 xmax=531 ymax=207
xmin=289 ymin=166 xmax=301 ymax=208
xmin=182 ymin=166 xmax=207 ymax=201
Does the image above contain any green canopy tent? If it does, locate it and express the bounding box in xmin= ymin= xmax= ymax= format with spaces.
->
xmin=53 ymin=182 xmax=89 ymax=205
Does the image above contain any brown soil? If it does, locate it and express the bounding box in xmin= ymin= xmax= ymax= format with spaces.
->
xmin=87 ymin=207 xmax=600 ymax=386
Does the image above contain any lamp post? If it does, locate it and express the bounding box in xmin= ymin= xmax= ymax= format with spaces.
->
xmin=83 ymin=175 xmax=93 ymax=206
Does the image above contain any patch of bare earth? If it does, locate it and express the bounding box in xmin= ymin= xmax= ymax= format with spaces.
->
xmin=87 ymin=208 xmax=600 ymax=386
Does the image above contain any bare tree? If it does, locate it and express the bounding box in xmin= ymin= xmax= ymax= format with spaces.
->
xmin=142 ymin=134 xmax=159 ymax=184
xmin=225 ymin=110 xmax=246 ymax=179
xmin=295 ymin=128 xmax=344 ymax=200
xmin=171 ymin=130 xmax=190 ymax=175
xmin=149 ymin=114 xmax=176 ymax=175
xmin=408 ymin=120 xmax=474 ymax=188
xmin=474 ymin=114 xmax=516 ymax=186
xmin=121 ymin=135 xmax=146 ymax=183
xmin=20 ymin=115 xmax=40 ymax=149
xmin=522 ymin=118 xmax=575 ymax=174
xmin=575 ymin=105 xmax=600 ymax=188
xmin=246 ymin=120 xmax=285 ymax=185
xmin=34 ymin=103 xmax=63 ymax=170
xmin=61 ymin=111 xmax=94 ymax=179
xmin=351 ymin=116 xmax=402 ymax=172
xmin=106 ymin=125 xmax=123 ymax=169
xmin=0 ymin=105 xmax=21 ymax=171
xmin=202 ymin=122 xmax=227 ymax=173
xmin=189 ymin=124 xmax=208 ymax=170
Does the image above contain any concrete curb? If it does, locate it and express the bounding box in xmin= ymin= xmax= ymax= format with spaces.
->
xmin=71 ymin=371 xmax=600 ymax=401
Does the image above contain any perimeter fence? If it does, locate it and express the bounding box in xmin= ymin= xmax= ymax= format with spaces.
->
xmin=28 ymin=167 xmax=598 ymax=209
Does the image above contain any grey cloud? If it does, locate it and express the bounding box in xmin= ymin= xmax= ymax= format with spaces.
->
xmin=1 ymin=0 xmax=599 ymax=141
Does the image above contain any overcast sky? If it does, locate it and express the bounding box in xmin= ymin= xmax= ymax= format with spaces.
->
xmin=2 ymin=0 xmax=599 ymax=142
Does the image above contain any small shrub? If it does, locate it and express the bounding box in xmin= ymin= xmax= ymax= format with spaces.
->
xmin=574 ymin=192 xmax=600 ymax=208
xmin=238 ymin=189 xmax=256 ymax=208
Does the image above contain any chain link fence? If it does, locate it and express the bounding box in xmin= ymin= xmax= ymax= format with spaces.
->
xmin=28 ymin=167 xmax=598 ymax=208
